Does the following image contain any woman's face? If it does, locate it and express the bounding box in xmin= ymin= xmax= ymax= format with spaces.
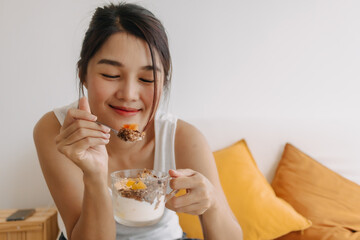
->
xmin=85 ymin=32 xmax=164 ymax=131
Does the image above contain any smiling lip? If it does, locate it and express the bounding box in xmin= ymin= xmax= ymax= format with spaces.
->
xmin=110 ymin=105 xmax=140 ymax=116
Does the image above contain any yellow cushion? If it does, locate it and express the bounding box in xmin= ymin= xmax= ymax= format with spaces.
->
xmin=177 ymin=140 xmax=311 ymax=240
xmin=177 ymin=194 xmax=203 ymax=239
xmin=272 ymin=144 xmax=360 ymax=240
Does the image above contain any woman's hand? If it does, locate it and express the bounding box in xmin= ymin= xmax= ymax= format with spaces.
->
xmin=55 ymin=97 xmax=111 ymax=177
xmin=165 ymin=169 xmax=217 ymax=215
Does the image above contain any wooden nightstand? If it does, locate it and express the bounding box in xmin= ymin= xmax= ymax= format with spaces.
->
xmin=0 ymin=208 xmax=59 ymax=240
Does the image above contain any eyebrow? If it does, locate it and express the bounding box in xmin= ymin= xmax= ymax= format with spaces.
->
xmin=141 ymin=65 xmax=161 ymax=72
xmin=97 ymin=58 xmax=161 ymax=72
xmin=97 ymin=59 xmax=122 ymax=67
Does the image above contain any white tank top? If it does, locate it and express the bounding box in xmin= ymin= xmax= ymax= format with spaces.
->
xmin=53 ymin=101 xmax=183 ymax=240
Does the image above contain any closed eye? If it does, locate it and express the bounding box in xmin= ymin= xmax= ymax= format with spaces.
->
xmin=139 ymin=78 xmax=154 ymax=83
xmin=101 ymin=74 xmax=120 ymax=79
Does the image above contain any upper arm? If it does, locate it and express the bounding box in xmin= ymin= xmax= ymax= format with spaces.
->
xmin=174 ymin=120 xmax=238 ymax=225
xmin=33 ymin=111 xmax=84 ymax=237
xmin=174 ymin=120 xmax=223 ymax=195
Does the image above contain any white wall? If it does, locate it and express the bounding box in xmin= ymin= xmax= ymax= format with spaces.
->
xmin=1 ymin=0 xmax=359 ymax=209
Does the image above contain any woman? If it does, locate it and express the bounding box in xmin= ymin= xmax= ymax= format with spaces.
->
xmin=33 ymin=3 xmax=242 ymax=240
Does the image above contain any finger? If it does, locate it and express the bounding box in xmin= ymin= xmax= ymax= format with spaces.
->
xmin=170 ymin=175 xmax=198 ymax=190
xmin=172 ymin=202 xmax=209 ymax=215
xmin=167 ymin=190 xmax=196 ymax=209
xmin=61 ymin=128 xmax=110 ymax=147
xmin=166 ymin=192 xmax=207 ymax=215
xmin=72 ymin=136 xmax=109 ymax=153
xmin=78 ymin=96 xmax=91 ymax=113
xmin=62 ymin=108 xmax=97 ymax=129
xmin=169 ymin=169 xmax=196 ymax=178
xmin=58 ymin=119 xmax=110 ymax=141
xmin=170 ymin=187 xmax=210 ymax=207
xmin=59 ymin=137 xmax=109 ymax=160
xmin=165 ymin=194 xmax=192 ymax=212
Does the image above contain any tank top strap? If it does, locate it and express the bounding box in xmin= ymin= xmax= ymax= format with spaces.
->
xmin=53 ymin=101 xmax=78 ymax=125
xmin=153 ymin=112 xmax=178 ymax=173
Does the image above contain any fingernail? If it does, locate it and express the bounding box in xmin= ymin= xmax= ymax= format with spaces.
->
xmin=91 ymin=115 xmax=97 ymax=121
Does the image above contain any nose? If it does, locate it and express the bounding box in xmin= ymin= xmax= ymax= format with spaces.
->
xmin=116 ymin=78 xmax=139 ymax=101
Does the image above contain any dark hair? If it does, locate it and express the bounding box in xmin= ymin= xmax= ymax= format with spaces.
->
xmin=77 ymin=3 xmax=172 ymax=130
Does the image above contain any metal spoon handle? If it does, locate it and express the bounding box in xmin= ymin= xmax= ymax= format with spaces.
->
xmin=95 ymin=121 xmax=119 ymax=135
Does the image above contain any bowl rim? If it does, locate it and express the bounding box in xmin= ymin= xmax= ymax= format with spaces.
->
xmin=110 ymin=168 xmax=170 ymax=181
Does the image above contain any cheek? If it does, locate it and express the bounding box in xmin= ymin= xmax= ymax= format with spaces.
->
xmin=144 ymin=83 xmax=163 ymax=111
xmin=87 ymin=78 xmax=114 ymax=105
xmin=142 ymin=87 xmax=155 ymax=106
xmin=146 ymin=77 xmax=164 ymax=106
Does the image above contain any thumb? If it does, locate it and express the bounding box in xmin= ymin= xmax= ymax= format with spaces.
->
xmin=78 ymin=96 xmax=91 ymax=113
xmin=169 ymin=169 xmax=196 ymax=178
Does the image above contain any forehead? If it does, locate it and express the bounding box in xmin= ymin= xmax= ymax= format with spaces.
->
xmin=92 ymin=32 xmax=162 ymax=70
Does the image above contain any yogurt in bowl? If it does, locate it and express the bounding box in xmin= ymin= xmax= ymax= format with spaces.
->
xmin=111 ymin=169 xmax=171 ymax=227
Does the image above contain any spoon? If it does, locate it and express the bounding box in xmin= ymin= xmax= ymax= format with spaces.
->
xmin=96 ymin=121 xmax=120 ymax=135
xmin=95 ymin=121 xmax=144 ymax=142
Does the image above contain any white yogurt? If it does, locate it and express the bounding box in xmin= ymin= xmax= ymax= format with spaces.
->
xmin=113 ymin=194 xmax=165 ymax=227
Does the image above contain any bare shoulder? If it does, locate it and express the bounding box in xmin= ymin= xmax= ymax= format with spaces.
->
xmin=33 ymin=111 xmax=67 ymax=167
xmin=175 ymin=120 xmax=207 ymax=146
xmin=33 ymin=111 xmax=60 ymax=146
xmin=33 ymin=111 xmax=63 ymax=166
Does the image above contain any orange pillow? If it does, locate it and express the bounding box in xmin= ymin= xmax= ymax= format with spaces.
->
xmin=272 ymin=143 xmax=360 ymax=240
xmin=177 ymin=140 xmax=311 ymax=240
xmin=177 ymin=202 xmax=203 ymax=239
